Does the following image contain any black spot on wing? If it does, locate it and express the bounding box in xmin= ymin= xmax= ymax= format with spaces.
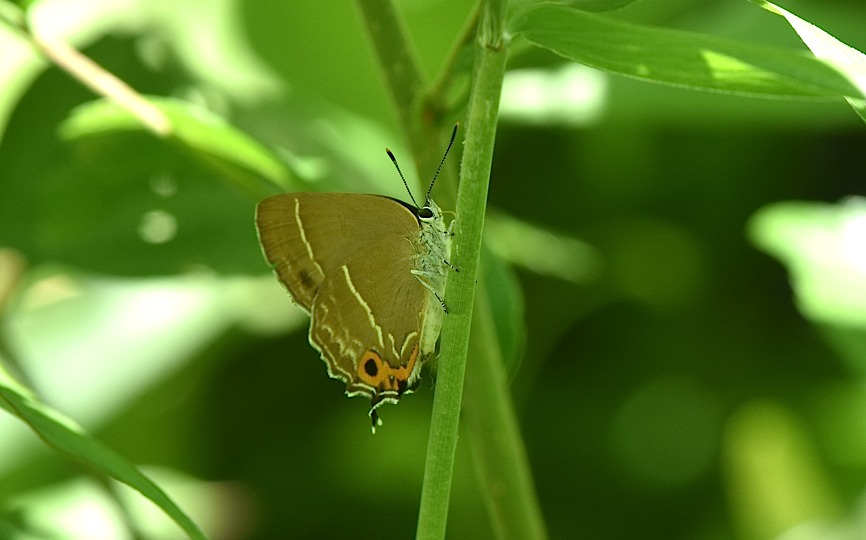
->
xmin=298 ymin=269 xmax=315 ymax=290
xmin=364 ymin=358 xmax=378 ymax=377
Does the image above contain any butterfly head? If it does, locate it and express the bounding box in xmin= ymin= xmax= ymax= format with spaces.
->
xmin=417 ymin=198 xmax=444 ymax=223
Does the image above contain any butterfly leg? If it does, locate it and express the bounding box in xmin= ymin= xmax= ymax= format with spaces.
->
xmin=445 ymin=218 xmax=456 ymax=236
xmin=431 ymin=291 xmax=448 ymax=314
xmin=411 ymin=269 xmax=449 ymax=313
xmin=428 ymin=231 xmax=459 ymax=273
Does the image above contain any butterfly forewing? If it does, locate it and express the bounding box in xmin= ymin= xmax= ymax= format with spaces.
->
xmin=255 ymin=193 xmax=419 ymax=312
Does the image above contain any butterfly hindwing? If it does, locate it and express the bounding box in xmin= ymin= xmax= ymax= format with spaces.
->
xmin=309 ymin=232 xmax=429 ymax=402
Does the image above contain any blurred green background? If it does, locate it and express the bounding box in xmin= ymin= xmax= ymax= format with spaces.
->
xmin=1 ymin=0 xmax=866 ymax=538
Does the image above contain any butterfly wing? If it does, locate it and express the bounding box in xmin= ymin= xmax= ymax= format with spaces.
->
xmin=309 ymin=232 xmax=436 ymax=405
xmin=255 ymin=193 xmax=419 ymax=312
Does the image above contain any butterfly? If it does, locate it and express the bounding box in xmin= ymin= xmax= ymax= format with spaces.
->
xmin=255 ymin=125 xmax=458 ymax=430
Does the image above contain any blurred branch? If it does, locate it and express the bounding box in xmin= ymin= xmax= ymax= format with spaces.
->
xmin=353 ymin=0 xmax=424 ymax=122
xmin=353 ymin=0 xmax=460 ymax=204
xmin=425 ymin=3 xmax=480 ymax=123
xmin=353 ymin=1 xmax=429 ymax=167
xmin=32 ymin=33 xmax=171 ymax=135
xmin=464 ymin=275 xmax=548 ymax=540
xmin=1 ymin=12 xmax=171 ymax=136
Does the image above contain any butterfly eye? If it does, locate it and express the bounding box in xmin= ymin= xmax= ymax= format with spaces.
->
xmin=419 ymin=207 xmax=435 ymax=220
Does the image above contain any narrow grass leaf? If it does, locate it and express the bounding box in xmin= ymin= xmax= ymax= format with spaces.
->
xmin=0 ymin=362 xmax=207 ymax=539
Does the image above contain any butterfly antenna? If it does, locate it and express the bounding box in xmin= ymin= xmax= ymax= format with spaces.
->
xmin=386 ymin=147 xmax=420 ymax=208
xmin=426 ymin=122 xmax=459 ymax=204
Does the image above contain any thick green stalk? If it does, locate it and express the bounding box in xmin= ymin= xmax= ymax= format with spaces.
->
xmin=415 ymin=1 xmax=509 ymax=538
xmin=354 ymin=0 xmax=535 ymax=537
xmin=464 ymin=278 xmax=548 ymax=539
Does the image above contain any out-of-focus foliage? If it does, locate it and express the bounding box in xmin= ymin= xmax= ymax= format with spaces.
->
xmin=1 ymin=0 xmax=865 ymax=538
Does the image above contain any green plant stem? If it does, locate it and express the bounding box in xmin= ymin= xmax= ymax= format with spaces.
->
xmin=425 ymin=3 xmax=480 ymax=121
xmin=464 ymin=277 xmax=548 ymax=539
xmin=34 ymin=35 xmax=171 ymax=136
xmin=353 ymin=0 xmax=424 ymax=125
xmin=415 ymin=1 xmax=509 ymax=538
xmin=354 ymin=0 xmax=453 ymax=193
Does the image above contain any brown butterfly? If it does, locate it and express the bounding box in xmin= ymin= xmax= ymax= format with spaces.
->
xmin=255 ymin=126 xmax=457 ymax=430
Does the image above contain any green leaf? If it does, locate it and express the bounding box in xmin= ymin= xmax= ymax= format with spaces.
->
xmin=748 ymin=197 xmax=866 ymax=328
xmin=724 ymin=403 xmax=841 ymax=540
xmin=485 ymin=210 xmax=604 ymax=285
xmin=0 ymin=97 xmax=299 ymax=276
xmin=0 ymin=1 xmax=25 ymax=29
xmin=528 ymin=0 xmax=639 ymax=13
xmin=510 ymin=0 xmax=639 ymax=16
xmin=479 ymin=246 xmax=526 ymax=377
xmin=749 ymin=0 xmax=866 ymax=121
xmin=0 ymin=361 xmax=207 ymax=540
xmin=0 ymin=1 xmax=44 ymax=147
xmin=60 ymin=97 xmax=295 ymax=197
xmin=510 ymin=4 xmax=864 ymax=99
xmin=2 ymin=138 xmax=262 ymax=275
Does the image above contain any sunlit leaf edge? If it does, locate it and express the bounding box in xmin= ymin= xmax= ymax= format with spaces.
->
xmin=749 ymin=0 xmax=866 ymax=121
xmin=509 ymin=4 xmax=864 ymax=100
xmin=59 ymin=96 xmax=293 ymax=197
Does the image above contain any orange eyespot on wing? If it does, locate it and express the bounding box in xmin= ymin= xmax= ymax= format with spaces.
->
xmin=356 ymin=345 xmax=420 ymax=396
